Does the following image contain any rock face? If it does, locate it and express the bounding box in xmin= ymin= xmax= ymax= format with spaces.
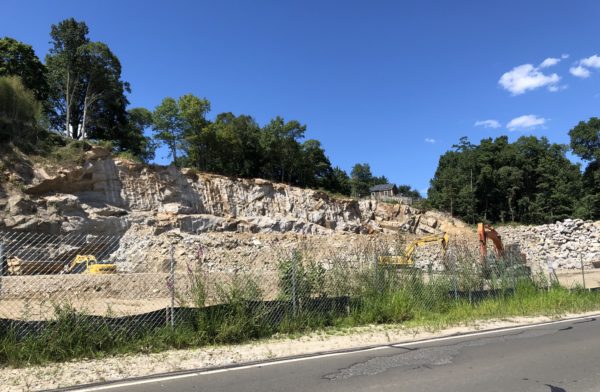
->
xmin=498 ymin=219 xmax=600 ymax=271
xmin=0 ymin=152 xmax=462 ymax=237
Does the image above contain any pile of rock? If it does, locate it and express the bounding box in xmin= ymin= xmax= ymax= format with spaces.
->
xmin=498 ymin=219 xmax=600 ymax=271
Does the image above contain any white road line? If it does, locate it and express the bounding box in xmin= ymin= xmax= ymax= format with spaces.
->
xmin=71 ymin=314 xmax=598 ymax=392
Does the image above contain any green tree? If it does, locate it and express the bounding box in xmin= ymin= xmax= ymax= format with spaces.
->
xmin=429 ymin=135 xmax=582 ymax=223
xmin=46 ymin=18 xmax=129 ymax=141
xmin=76 ymin=42 xmax=130 ymax=141
xmin=397 ymin=185 xmax=422 ymax=199
xmin=260 ymin=116 xmax=306 ymax=183
xmin=46 ymin=18 xmax=90 ymax=138
xmin=569 ymin=118 xmax=600 ymax=161
xmin=179 ymin=94 xmax=211 ymax=169
xmin=299 ymin=139 xmax=333 ymax=188
xmin=569 ymin=118 xmax=600 ymax=219
xmin=350 ymin=163 xmax=374 ymax=197
xmin=118 ymin=107 xmax=156 ymax=162
xmin=152 ymin=97 xmax=182 ymax=165
xmin=322 ymin=167 xmax=351 ymax=195
xmin=0 ymin=37 xmax=48 ymax=101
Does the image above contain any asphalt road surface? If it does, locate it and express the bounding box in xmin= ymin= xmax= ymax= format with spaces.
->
xmin=73 ymin=316 xmax=600 ymax=392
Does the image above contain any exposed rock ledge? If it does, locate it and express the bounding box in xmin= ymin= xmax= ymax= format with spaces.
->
xmin=0 ymin=149 xmax=465 ymax=236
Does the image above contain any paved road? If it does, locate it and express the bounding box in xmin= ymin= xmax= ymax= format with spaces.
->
xmin=75 ymin=317 xmax=600 ymax=392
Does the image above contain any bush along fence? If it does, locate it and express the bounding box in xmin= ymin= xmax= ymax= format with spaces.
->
xmin=0 ymin=230 xmax=599 ymax=366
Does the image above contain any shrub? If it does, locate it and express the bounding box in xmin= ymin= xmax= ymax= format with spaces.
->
xmin=0 ymin=76 xmax=42 ymax=146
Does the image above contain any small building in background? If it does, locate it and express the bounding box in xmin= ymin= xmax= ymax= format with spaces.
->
xmin=369 ymin=184 xmax=398 ymax=199
xmin=369 ymin=183 xmax=414 ymax=204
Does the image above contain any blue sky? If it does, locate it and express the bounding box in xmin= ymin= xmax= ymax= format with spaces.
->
xmin=3 ymin=1 xmax=600 ymax=194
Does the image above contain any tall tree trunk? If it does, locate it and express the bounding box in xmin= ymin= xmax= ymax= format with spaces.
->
xmin=81 ymin=91 xmax=88 ymax=140
xmin=65 ymin=72 xmax=71 ymax=138
xmin=170 ymin=141 xmax=178 ymax=166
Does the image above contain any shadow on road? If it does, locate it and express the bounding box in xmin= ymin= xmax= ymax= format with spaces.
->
xmin=545 ymin=384 xmax=566 ymax=392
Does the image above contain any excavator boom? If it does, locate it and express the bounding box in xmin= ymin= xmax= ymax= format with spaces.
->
xmin=379 ymin=232 xmax=449 ymax=266
xmin=477 ymin=223 xmax=505 ymax=262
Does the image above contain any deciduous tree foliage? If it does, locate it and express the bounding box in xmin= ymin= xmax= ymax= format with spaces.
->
xmin=428 ymin=136 xmax=584 ymax=224
xmin=350 ymin=163 xmax=389 ymax=198
xmin=45 ymin=18 xmax=129 ymax=142
xmin=569 ymin=118 xmax=600 ymax=219
xmin=149 ymin=94 xmax=357 ymax=194
xmin=0 ymin=37 xmax=48 ymax=102
xmin=119 ymin=107 xmax=156 ymax=162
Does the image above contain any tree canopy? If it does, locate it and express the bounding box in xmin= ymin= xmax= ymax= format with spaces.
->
xmin=428 ymin=135 xmax=585 ymax=224
xmin=569 ymin=118 xmax=600 ymax=219
xmin=0 ymin=37 xmax=48 ymax=102
xmin=45 ymin=18 xmax=129 ymax=143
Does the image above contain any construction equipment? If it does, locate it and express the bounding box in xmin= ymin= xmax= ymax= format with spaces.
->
xmin=64 ymin=255 xmax=117 ymax=274
xmin=477 ymin=223 xmax=504 ymax=262
xmin=379 ymin=232 xmax=449 ymax=266
xmin=478 ymin=223 xmax=529 ymax=276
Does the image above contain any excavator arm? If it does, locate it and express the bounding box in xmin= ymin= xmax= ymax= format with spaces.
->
xmin=477 ymin=223 xmax=504 ymax=263
xmin=379 ymin=232 xmax=449 ymax=266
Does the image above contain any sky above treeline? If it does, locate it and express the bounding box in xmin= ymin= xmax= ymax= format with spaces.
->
xmin=3 ymin=0 xmax=600 ymax=194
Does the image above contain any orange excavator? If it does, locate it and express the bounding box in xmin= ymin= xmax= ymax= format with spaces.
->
xmin=477 ymin=223 xmax=504 ymax=263
xmin=477 ymin=222 xmax=529 ymax=276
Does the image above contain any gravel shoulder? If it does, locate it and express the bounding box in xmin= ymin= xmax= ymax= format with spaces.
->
xmin=3 ymin=310 xmax=600 ymax=392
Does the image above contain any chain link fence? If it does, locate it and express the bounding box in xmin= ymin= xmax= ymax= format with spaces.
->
xmin=0 ymin=230 xmax=584 ymax=344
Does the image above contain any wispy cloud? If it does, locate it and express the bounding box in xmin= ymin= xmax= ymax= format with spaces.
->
xmin=570 ymin=55 xmax=600 ymax=78
xmin=424 ymin=138 xmax=436 ymax=143
xmin=507 ymin=114 xmax=546 ymax=131
xmin=499 ymin=63 xmax=560 ymax=95
xmin=548 ymin=84 xmax=568 ymax=92
xmin=474 ymin=119 xmax=501 ymax=129
xmin=539 ymin=57 xmax=561 ymax=68
xmin=570 ymin=65 xmax=590 ymax=78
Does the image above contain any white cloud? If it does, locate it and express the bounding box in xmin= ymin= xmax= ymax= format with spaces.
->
xmin=569 ymin=55 xmax=600 ymax=79
xmin=570 ymin=65 xmax=591 ymax=78
xmin=424 ymin=138 xmax=436 ymax=143
xmin=498 ymin=64 xmax=560 ymax=95
xmin=561 ymin=54 xmax=570 ymax=59
xmin=539 ymin=57 xmax=561 ymax=68
xmin=548 ymin=84 xmax=568 ymax=92
xmin=580 ymin=55 xmax=600 ymax=69
xmin=506 ymin=114 xmax=546 ymax=131
xmin=474 ymin=119 xmax=501 ymax=129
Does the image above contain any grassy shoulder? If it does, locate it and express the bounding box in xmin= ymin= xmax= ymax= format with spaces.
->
xmin=2 ymin=282 xmax=599 ymax=368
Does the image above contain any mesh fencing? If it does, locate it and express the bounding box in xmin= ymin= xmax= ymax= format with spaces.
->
xmin=0 ymin=230 xmax=585 ymax=342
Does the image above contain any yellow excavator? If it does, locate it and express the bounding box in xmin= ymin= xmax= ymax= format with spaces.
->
xmin=378 ymin=232 xmax=450 ymax=266
xmin=64 ymin=255 xmax=117 ymax=274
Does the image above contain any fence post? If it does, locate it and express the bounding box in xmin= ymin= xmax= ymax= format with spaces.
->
xmin=0 ymin=243 xmax=4 ymax=296
xmin=0 ymin=243 xmax=4 ymax=277
xmin=546 ymin=258 xmax=553 ymax=292
xmin=580 ymin=254 xmax=586 ymax=290
xmin=373 ymin=253 xmax=379 ymax=291
xmin=291 ymin=248 xmax=297 ymax=317
xmin=170 ymin=244 xmax=176 ymax=328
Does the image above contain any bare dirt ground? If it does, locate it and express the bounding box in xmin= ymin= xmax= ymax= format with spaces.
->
xmin=2 ymin=311 xmax=599 ymax=392
xmin=553 ymin=269 xmax=600 ymax=288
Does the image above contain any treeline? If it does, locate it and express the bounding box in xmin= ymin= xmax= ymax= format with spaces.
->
xmin=0 ymin=18 xmax=421 ymax=199
xmin=428 ymin=129 xmax=600 ymax=223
